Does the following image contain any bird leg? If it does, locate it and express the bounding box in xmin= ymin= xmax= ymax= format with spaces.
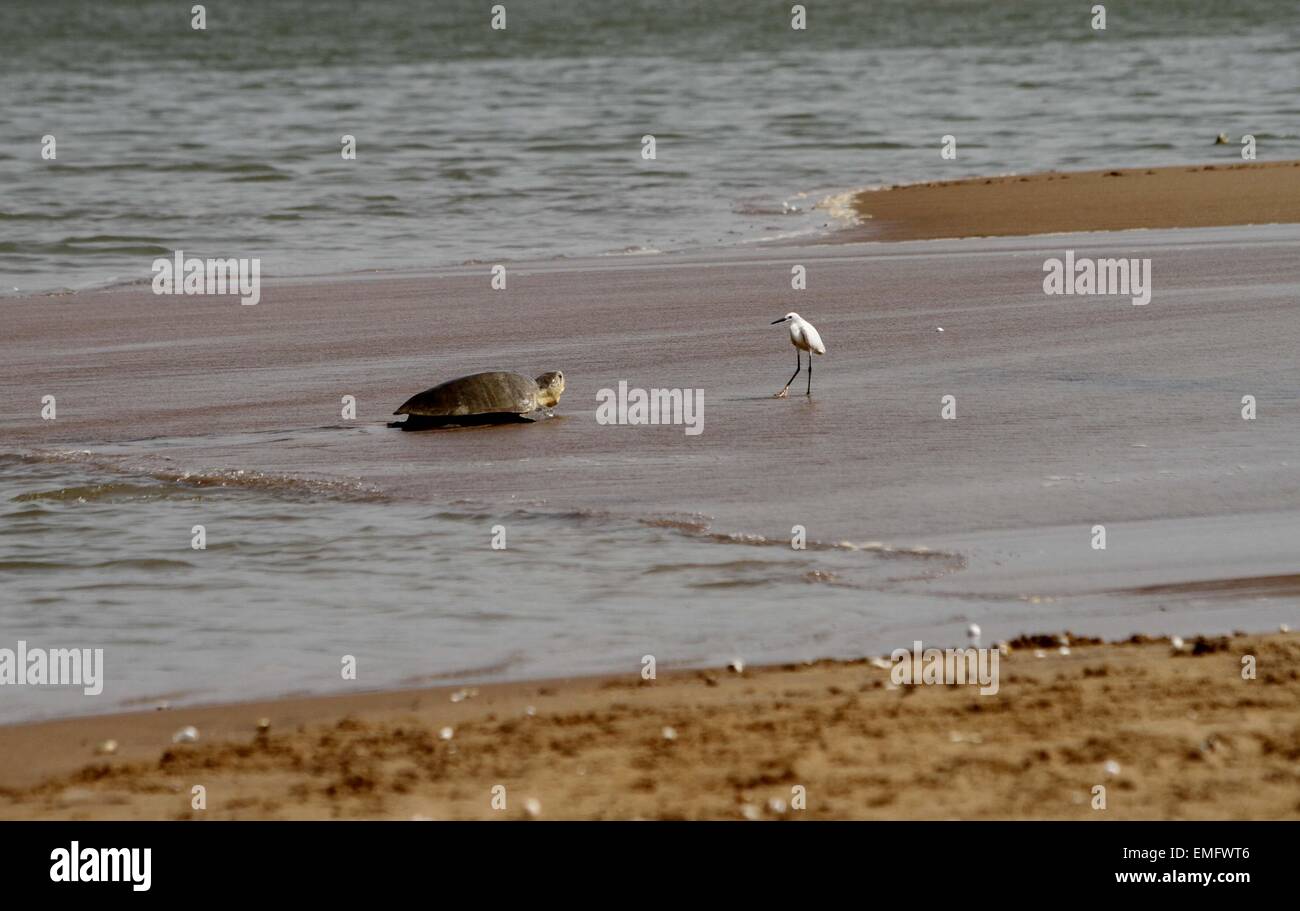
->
xmin=806 ymin=353 xmax=812 ymax=396
xmin=775 ymin=348 xmax=800 ymax=398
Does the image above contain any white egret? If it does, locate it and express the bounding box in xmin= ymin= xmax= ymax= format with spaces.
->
xmin=770 ymin=311 xmax=826 ymax=397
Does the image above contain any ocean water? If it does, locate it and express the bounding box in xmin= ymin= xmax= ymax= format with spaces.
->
xmin=2 ymin=0 xmax=1299 ymax=292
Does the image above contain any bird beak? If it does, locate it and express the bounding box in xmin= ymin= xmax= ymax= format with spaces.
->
xmin=770 ymin=317 xmax=788 ymax=324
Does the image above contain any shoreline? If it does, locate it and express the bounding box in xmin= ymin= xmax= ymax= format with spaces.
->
xmin=8 ymin=160 xmax=1300 ymax=301
xmin=3 ymin=166 xmax=1298 ymax=814
xmin=1 ymin=631 xmax=1295 ymax=819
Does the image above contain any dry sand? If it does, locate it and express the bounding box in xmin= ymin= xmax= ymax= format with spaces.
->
xmin=0 ymin=633 xmax=1296 ymax=820
xmin=843 ymin=160 xmax=1300 ymax=241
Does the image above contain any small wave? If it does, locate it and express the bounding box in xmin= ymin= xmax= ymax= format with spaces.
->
xmin=733 ymin=199 xmax=808 ymax=216
xmin=643 ymin=559 xmax=775 ymax=574
xmin=633 ymin=511 xmax=965 ymax=575
xmin=0 ymin=238 xmax=172 ymax=257
xmin=88 ymin=558 xmax=195 ymax=570
xmin=7 ymin=450 xmax=388 ymax=504
xmin=142 ymin=466 xmax=388 ymax=501
xmin=597 ymin=245 xmax=663 ymax=256
xmin=0 ymin=560 xmax=75 ymax=571
xmin=813 ymin=189 xmax=866 ymax=225
xmin=0 ymin=209 xmax=95 ymax=222
xmin=227 ymin=172 xmax=294 ymax=183
xmin=639 ymin=514 xmax=712 ymax=534
xmin=689 ymin=579 xmax=771 ymax=589
xmin=14 ymin=482 xmax=192 ymax=503
xmin=399 ymin=655 xmax=523 ymax=685
xmin=83 ymin=274 xmax=156 ymax=292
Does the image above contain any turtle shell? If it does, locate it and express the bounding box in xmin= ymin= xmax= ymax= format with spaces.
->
xmin=394 ymin=371 xmax=539 ymax=417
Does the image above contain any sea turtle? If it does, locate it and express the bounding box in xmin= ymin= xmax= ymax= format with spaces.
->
xmin=389 ymin=370 xmax=565 ymax=430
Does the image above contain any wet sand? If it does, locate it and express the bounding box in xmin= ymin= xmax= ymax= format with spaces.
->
xmin=1 ymin=632 xmax=1296 ymax=820
xmin=842 ymin=160 xmax=1300 ymax=241
xmin=3 ymin=223 xmax=1298 ymax=606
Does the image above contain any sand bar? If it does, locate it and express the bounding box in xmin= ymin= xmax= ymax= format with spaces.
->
xmin=840 ymin=160 xmax=1300 ymax=242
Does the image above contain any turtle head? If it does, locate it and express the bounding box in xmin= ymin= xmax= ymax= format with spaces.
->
xmin=535 ymin=371 xmax=565 ymax=407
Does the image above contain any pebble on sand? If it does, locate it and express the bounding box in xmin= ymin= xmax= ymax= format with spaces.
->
xmin=95 ymin=739 xmax=118 ymax=755
xmin=171 ymin=726 xmax=199 ymax=744
xmin=439 ymin=726 xmax=454 ymax=741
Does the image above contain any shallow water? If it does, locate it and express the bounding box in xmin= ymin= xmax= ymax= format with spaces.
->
xmin=3 ymin=0 xmax=1299 ymax=292
xmin=0 ymin=453 xmax=970 ymax=722
xmin=3 ymin=435 xmax=1293 ymax=723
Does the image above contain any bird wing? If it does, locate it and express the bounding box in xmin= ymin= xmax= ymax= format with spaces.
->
xmin=804 ymin=323 xmax=826 ymax=354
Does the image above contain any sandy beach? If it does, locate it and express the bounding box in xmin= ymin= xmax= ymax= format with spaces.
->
xmin=1 ymin=632 xmax=1296 ymax=820
xmin=3 ymin=161 xmax=1299 ymax=816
